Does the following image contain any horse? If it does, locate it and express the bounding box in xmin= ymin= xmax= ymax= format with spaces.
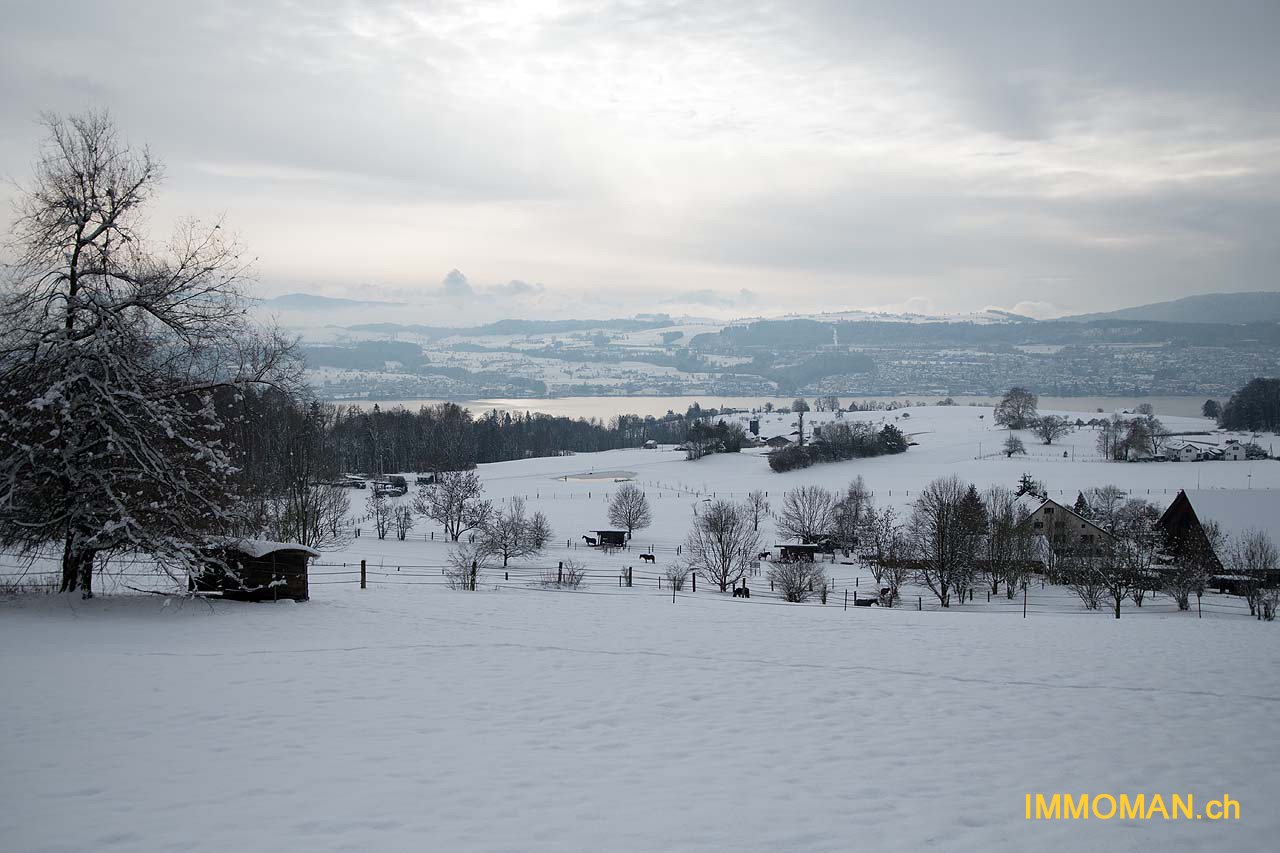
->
xmin=582 ymin=535 xmax=597 ymax=546
xmin=757 ymin=551 xmax=771 ymax=561
xmin=733 ymin=586 xmax=751 ymax=598
xmin=639 ymin=553 xmax=656 ymax=563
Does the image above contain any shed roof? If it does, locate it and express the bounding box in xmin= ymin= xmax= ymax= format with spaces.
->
xmin=228 ymin=539 xmax=321 ymax=559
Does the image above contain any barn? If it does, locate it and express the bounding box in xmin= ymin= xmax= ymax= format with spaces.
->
xmin=192 ymin=539 xmax=320 ymax=602
xmin=1157 ymin=490 xmax=1280 ymax=593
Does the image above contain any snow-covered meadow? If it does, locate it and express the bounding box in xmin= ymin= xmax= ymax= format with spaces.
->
xmin=4 ymin=403 xmax=1280 ymax=851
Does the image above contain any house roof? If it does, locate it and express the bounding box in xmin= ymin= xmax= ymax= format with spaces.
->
xmin=1161 ymin=490 xmax=1280 ymax=545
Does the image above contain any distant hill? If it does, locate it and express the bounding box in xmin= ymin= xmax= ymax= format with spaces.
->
xmin=1064 ymin=292 xmax=1280 ymax=324
xmin=264 ymin=293 xmax=406 ymax=309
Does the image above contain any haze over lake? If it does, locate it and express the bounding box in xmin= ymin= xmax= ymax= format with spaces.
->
xmin=329 ymin=395 xmax=1218 ymax=420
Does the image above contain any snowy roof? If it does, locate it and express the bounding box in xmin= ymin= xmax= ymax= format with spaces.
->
xmin=228 ymin=539 xmax=321 ymax=559
xmin=1014 ymin=493 xmax=1047 ymax=515
xmin=1167 ymin=490 xmax=1280 ymax=544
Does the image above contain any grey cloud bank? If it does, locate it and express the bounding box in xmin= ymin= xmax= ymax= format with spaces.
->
xmin=0 ymin=0 xmax=1276 ymax=323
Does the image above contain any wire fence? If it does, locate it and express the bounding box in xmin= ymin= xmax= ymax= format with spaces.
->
xmin=1 ymin=553 xmax=1264 ymax=620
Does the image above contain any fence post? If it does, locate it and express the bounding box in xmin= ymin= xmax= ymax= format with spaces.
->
xmin=470 ymin=560 xmax=477 ymax=592
xmin=918 ymin=596 xmax=922 ymax=611
xmin=558 ymin=562 xmax=563 ymax=585
xmin=844 ymin=589 xmax=848 ymax=610
xmin=626 ymin=566 xmax=632 ymax=588
xmin=1023 ymin=585 xmax=1027 ymax=618
xmin=505 ymin=571 xmax=508 ymax=581
xmin=1197 ymin=592 xmax=1202 ymax=618
xmin=692 ymin=572 xmax=696 ymax=592
xmin=360 ymin=559 xmax=366 ymax=590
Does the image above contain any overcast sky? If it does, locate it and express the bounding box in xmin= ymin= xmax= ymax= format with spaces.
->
xmin=2 ymin=0 xmax=1278 ymax=322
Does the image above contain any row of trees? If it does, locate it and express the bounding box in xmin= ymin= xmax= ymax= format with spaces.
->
xmin=768 ymin=423 xmax=908 ymax=472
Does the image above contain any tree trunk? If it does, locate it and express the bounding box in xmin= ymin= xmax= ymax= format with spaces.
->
xmin=59 ymin=539 xmax=95 ymax=598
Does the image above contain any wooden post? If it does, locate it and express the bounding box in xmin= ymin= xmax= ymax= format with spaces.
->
xmin=692 ymin=572 xmax=696 ymax=592
xmin=558 ymin=562 xmax=563 ymax=585
xmin=360 ymin=559 xmax=366 ymax=590
xmin=844 ymin=589 xmax=848 ymax=611
xmin=505 ymin=571 xmax=508 ymax=581
xmin=470 ymin=560 xmax=477 ymax=592
xmin=917 ymin=596 xmax=922 ymax=611
xmin=1023 ymin=584 xmax=1028 ymax=618
xmin=1197 ymin=592 xmax=1202 ymax=618
xmin=626 ymin=567 xmax=632 ymax=588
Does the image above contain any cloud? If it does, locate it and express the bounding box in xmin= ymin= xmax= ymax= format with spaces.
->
xmin=1 ymin=1 xmax=1277 ymax=318
xmin=440 ymin=269 xmax=475 ymax=302
xmin=662 ymin=288 xmax=758 ymax=309
xmin=984 ymin=301 xmax=1063 ymax=320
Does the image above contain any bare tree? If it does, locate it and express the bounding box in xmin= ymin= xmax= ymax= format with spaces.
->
xmin=1031 ymin=415 xmax=1073 ymax=445
xmin=745 ymin=490 xmax=771 ymax=532
xmin=982 ymin=485 xmax=1035 ymax=597
xmin=0 ymin=112 xmax=300 ymax=596
xmin=392 ymin=505 xmax=415 ymax=541
xmin=445 ymin=542 xmax=493 ymax=591
xmin=413 ymin=470 xmax=492 ymax=541
xmin=367 ymin=491 xmax=393 ymax=540
xmin=481 ymin=497 xmax=552 ymax=566
xmin=1162 ymin=518 xmax=1220 ymax=611
xmin=994 ymin=387 xmax=1038 ymax=430
xmin=683 ymin=500 xmax=761 ymax=592
xmin=831 ymin=476 xmax=873 ymax=554
xmin=1002 ymin=435 xmax=1026 ymax=458
xmin=907 ymin=475 xmax=971 ymax=607
xmin=607 ymin=483 xmax=652 ymax=538
xmin=1062 ymin=545 xmax=1106 ymax=610
xmin=541 ymin=558 xmax=586 ymax=589
xmin=664 ymin=562 xmax=690 ymax=590
xmin=1087 ymin=485 xmax=1126 ymax=532
xmin=769 ymin=560 xmax=827 ymax=602
xmin=1229 ymin=529 xmax=1280 ymax=620
xmin=777 ymin=485 xmax=836 ymax=542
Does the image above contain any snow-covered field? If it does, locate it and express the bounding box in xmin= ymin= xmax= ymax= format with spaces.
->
xmin=4 ymin=404 xmax=1280 ymax=851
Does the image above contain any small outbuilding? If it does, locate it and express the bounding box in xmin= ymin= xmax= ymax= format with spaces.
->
xmin=643 ymin=439 xmax=659 ymax=449
xmin=193 ymin=539 xmax=320 ymax=602
xmin=776 ymin=542 xmax=820 ymax=562
xmin=592 ymin=530 xmax=628 ymax=548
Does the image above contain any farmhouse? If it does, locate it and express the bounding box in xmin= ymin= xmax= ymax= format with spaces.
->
xmin=192 ymin=539 xmax=319 ymax=602
xmin=1166 ymin=441 xmax=1202 ymax=462
xmin=1157 ymin=489 xmax=1280 ymax=591
xmin=1222 ymin=441 xmax=1247 ymax=461
xmin=1017 ymin=495 xmax=1113 ymax=550
xmin=765 ymin=435 xmax=792 ymax=449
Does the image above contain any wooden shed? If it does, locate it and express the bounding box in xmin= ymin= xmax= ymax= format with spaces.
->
xmin=193 ymin=539 xmax=320 ymax=602
xmin=593 ymin=530 xmax=628 ymax=548
xmin=776 ymin=543 xmax=819 ymax=562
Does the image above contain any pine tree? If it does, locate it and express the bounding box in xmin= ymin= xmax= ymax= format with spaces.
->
xmin=1073 ymin=492 xmax=1092 ymax=518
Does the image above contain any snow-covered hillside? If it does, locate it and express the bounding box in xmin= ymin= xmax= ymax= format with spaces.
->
xmin=3 ymin=403 xmax=1279 ymax=852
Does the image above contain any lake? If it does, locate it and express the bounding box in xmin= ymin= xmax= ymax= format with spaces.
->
xmin=325 ymin=394 xmax=1218 ymax=420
